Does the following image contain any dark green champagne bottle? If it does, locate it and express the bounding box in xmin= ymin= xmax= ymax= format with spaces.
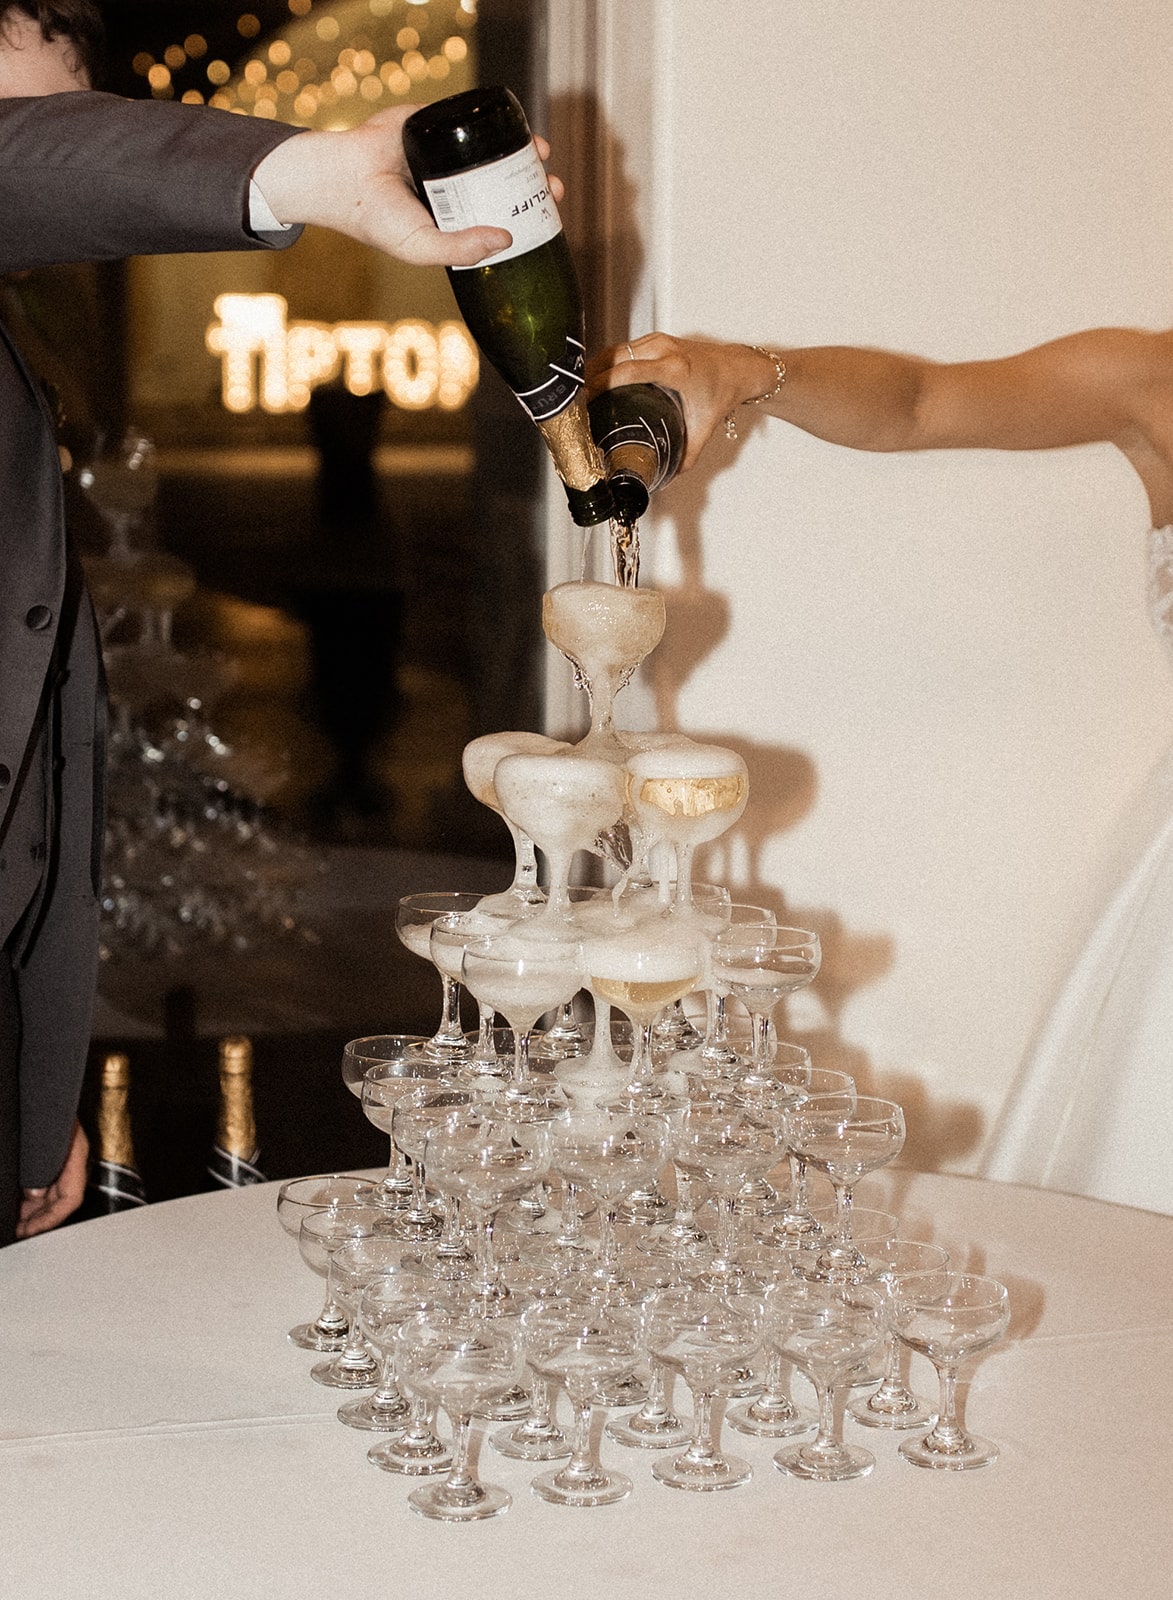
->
xmin=587 ymin=382 xmax=687 ymax=524
xmin=402 ymin=86 xmax=613 ymax=527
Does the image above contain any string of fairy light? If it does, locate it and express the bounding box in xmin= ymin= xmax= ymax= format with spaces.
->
xmin=128 ymin=0 xmax=476 ymax=124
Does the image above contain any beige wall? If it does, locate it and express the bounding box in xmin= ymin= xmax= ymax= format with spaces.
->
xmin=549 ymin=0 xmax=1173 ymax=1170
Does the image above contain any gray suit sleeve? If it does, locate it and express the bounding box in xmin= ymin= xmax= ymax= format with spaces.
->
xmin=0 ymin=91 xmax=306 ymax=272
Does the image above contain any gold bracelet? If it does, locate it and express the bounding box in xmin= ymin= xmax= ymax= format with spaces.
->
xmin=724 ymin=345 xmax=787 ymax=441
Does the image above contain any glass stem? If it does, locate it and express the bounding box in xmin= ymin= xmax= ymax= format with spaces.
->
xmin=408 ymin=1157 xmax=431 ymax=1224
xmin=631 ymin=1020 xmax=656 ymax=1087
xmin=372 ymin=1355 xmax=406 ymax=1410
xmin=751 ymin=1007 xmax=775 ymax=1069
xmin=514 ymin=1028 xmax=532 ymax=1085
xmin=565 ymin=1395 xmax=597 ymax=1481
xmin=436 ymin=1194 xmax=466 ymax=1258
xmin=314 ymin=1286 xmax=347 ymax=1336
xmin=638 ymin=1360 xmax=670 ymax=1423
xmin=687 ymin=1388 xmax=717 ymax=1463
xmin=674 ymin=844 xmax=695 ymax=913
xmin=714 ymin=1192 xmax=738 ymax=1268
xmin=436 ymin=974 xmax=464 ymax=1046
xmin=402 ymin=1395 xmax=437 ymax=1447
xmin=442 ymin=1411 xmax=480 ymax=1503
xmin=472 ymin=1204 xmax=499 ymax=1293
xmin=811 ymin=1376 xmax=837 ymax=1454
xmin=475 ymin=1004 xmax=497 ymax=1062
xmin=510 ymin=825 xmax=539 ymax=898
xmin=598 ymin=1203 xmax=620 ymax=1272
xmin=930 ymin=1363 xmax=966 ymax=1449
xmin=833 ymin=1179 xmax=854 ymax=1243
xmin=672 ymin=1164 xmax=696 ymax=1228
xmin=558 ymin=1181 xmax=586 ymax=1248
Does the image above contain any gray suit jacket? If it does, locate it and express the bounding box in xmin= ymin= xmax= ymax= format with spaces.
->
xmin=0 ymin=91 xmax=303 ymax=1188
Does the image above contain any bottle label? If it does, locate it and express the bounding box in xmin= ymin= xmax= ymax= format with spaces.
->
xmin=518 ymin=334 xmax=585 ymax=422
xmin=423 ymin=143 xmax=562 ymax=269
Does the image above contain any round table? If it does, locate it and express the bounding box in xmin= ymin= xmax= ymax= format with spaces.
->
xmin=2 ymin=1168 xmax=1171 ymax=1598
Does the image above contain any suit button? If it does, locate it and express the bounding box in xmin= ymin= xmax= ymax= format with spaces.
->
xmin=26 ymin=605 xmax=53 ymax=631
xmin=0 ymin=765 xmax=11 ymax=787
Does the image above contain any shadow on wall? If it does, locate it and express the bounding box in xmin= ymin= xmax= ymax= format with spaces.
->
xmin=646 ymin=414 xmax=986 ymax=1173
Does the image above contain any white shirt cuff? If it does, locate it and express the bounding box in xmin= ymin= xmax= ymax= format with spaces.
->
xmin=248 ymin=180 xmax=293 ymax=234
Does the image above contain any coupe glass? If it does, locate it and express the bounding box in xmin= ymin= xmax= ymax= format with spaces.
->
xmin=786 ymin=1094 xmax=906 ymax=1267
xmin=396 ymin=1311 xmax=525 ymax=1521
xmin=646 ymin=1285 xmax=764 ymax=1491
xmin=623 ymin=741 xmax=748 ymax=916
xmin=430 ymin=910 xmax=516 ymax=1080
xmin=395 ymin=891 xmax=485 ymax=1067
xmin=700 ymin=902 xmax=776 ymax=1068
xmin=673 ymin=1101 xmax=782 ymax=1288
xmin=360 ymin=1271 xmax=457 ymax=1476
xmin=492 ymin=750 xmax=627 ymax=924
xmin=330 ymin=1238 xmax=417 ymax=1429
xmin=722 ymin=1040 xmax=813 ymax=1217
xmin=772 ymin=1280 xmax=887 ymax=1482
xmin=712 ymin=923 xmax=821 ymax=1070
xmin=549 ymin=1106 xmax=669 ymax=1298
xmin=582 ymin=925 xmax=704 ymax=1096
xmin=604 ymin=1277 xmax=693 ymax=1452
xmin=388 ymin=1084 xmax=475 ymax=1274
xmin=892 ymin=1271 xmax=1011 ymax=1469
xmin=460 ymin=730 xmax=570 ymax=913
xmin=422 ymin=1108 xmax=552 ymax=1313
xmin=849 ymin=1239 xmax=951 ymax=1429
xmin=276 ymin=1174 xmax=373 ymax=1350
xmin=343 ymin=1036 xmax=436 ymax=1212
xmin=522 ymin=1300 xmax=639 ymax=1506
xmin=460 ymin=932 xmax=583 ymax=1103
xmin=297 ymin=1204 xmax=384 ymax=1388
xmin=755 ymin=1065 xmax=857 ymax=1241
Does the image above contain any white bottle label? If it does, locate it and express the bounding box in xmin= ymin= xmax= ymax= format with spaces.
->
xmin=422 ymin=143 xmax=562 ymax=269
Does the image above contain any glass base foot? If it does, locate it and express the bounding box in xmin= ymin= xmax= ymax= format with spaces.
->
xmin=531 ymin=1466 xmax=633 ymax=1506
xmin=311 ymin=1357 xmax=378 ymax=1390
xmin=725 ymin=1399 xmax=816 ymax=1439
xmin=774 ymin=1440 xmax=874 ymax=1482
xmin=605 ymin=1411 xmax=691 ymax=1450
xmin=287 ymin=1322 xmax=346 ymax=1353
xmin=368 ymin=1436 xmax=453 ymax=1476
xmin=900 ymin=1431 xmax=999 ymax=1470
xmin=337 ymin=1394 xmax=411 ymax=1431
xmin=652 ymin=1452 xmax=752 ymax=1491
xmin=408 ymin=1482 xmax=510 ymax=1520
xmin=849 ymin=1392 xmax=936 ymax=1430
xmin=490 ymin=1422 xmax=571 ymax=1461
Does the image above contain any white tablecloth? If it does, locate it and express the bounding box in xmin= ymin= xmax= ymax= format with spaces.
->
xmin=2 ymin=1170 xmax=1171 ymax=1599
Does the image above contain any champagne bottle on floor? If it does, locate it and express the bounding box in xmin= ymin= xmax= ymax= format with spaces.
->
xmin=403 ymin=86 xmax=614 ymax=527
xmin=90 ymin=1052 xmax=147 ymax=1211
xmin=208 ymin=1036 xmax=265 ymax=1188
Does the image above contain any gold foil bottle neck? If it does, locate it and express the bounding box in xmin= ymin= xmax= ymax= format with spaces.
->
xmin=97 ymin=1053 xmax=137 ymax=1168
xmin=536 ymin=391 xmax=604 ymax=490
xmin=216 ymin=1036 xmax=258 ymax=1159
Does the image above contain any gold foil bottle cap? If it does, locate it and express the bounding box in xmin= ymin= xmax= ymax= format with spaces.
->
xmin=219 ymin=1036 xmax=253 ymax=1077
xmin=100 ymin=1053 xmax=131 ymax=1091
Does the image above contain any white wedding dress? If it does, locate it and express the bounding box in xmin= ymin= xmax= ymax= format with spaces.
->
xmin=983 ymin=526 xmax=1173 ymax=1214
